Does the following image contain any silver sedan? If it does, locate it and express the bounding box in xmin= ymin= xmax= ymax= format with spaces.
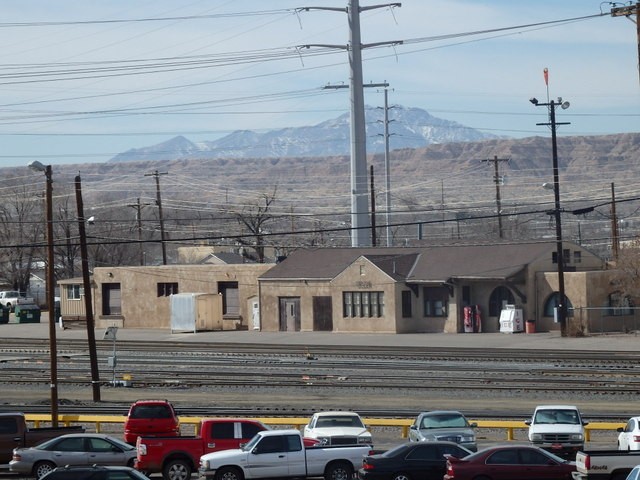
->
xmin=10 ymin=433 xmax=137 ymax=479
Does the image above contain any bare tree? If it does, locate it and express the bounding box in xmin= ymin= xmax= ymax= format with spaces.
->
xmin=611 ymin=239 xmax=640 ymax=304
xmin=55 ymin=196 xmax=80 ymax=279
xmin=234 ymin=187 xmax=277 ymax=263
xmin=0 ymin=185 xmax=42 ymax=292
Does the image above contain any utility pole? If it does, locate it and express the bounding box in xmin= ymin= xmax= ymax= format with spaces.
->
xmin=145 ymin=171 xmax=168 ymax=265
xmin=370 ymin=165 xmax=376 ymax=247
xmin=530 ymin=83 xmax=571 ymax=336
xmin=300 ymin=1 xmax=401 ymax=246
xmin=75 ymin=175 xmax=101 ymax=402
xmin=377 ymin=87 xmax=395 ymax=246
xmin=611 ymin=2 xmax=640 ymax=82
xmin=611 ymin=182 xmax=620 ymax=262
xmin=128 ymin=198 xmax=151 ymax=266
xmin=481 ymin=156 xmax=509 ymax=239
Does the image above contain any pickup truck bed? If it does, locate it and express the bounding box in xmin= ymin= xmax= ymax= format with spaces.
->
xmin=0 ymin=413 xmax=84 ymax=467
xmin=573 ymin=449 xmax=640 ymax=480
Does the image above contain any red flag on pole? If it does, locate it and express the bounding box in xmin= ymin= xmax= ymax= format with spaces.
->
xmin=543 ymin=68 xmax=549 ymax=86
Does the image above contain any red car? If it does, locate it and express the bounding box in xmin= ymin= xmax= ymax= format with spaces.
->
xmin=444 ymin=444 xmax=576 ymax=480
xmin=123 ymin=400 xmax=180 ymax=445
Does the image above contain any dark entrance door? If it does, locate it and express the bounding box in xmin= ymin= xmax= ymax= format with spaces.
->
xmin=312 ymin=296 xmax=333 ymax=331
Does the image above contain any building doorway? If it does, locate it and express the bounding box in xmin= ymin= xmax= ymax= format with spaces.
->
xmin=279 ymin=297 xmax=300 ymax=331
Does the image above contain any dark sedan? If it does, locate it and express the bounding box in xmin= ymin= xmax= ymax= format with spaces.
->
xmin=358 ymin=441 xmax=471 ymax=480
xmin=444 ymin=444 xmax=576 ymax=480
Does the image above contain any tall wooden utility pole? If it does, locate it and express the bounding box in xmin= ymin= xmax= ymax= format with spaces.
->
xmin=611 ymin=182 xmax=620 ymax=262
xmin=481 ymin=156 xmax=509 ymax=239
xmin=75 ymin=175 xmax=101 ymax=402
xmin=145 ymin=171 xmax=168 ymax=265
xmin=611 ymin=2 xmax=640 ymax=83
xmin=128 ymin=198 xmax=151 ymax=266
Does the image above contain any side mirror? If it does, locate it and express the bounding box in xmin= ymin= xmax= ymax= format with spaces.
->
xmin=524 ymin=420 xmax=531 ymax=426
xmin=583 ymin=421 xmax=589 ymax=426
xmin=617 ymin=427 xmax=624 ymax=433
xmin=469 ymin=422 xmax=478 ymax=428
xmin=409 ymin=425 xmax=417 ymax=430
xmin=252 ymin=447 xmax=260 ymax=454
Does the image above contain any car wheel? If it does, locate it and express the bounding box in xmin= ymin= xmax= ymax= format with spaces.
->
xmin=325 ymin=461 xmax=353 ymax=480
xmin=163 ymin=459 xmax=192 ymax=480
xmin=215 ymin=466 xmax=244 ymax=480
xmin=392 ymin=473 xmax=412 ymax=480
xmin=33 ymin=461 xmax=56 ymax=480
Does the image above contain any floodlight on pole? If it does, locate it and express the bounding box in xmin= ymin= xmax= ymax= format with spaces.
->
xmin=531 ymin=71 xmax=571 ymax=337
xmin=529 ymin=68 xmax=570 ymax=337
xmin=28 ymin=160 xmax=58 ymax=426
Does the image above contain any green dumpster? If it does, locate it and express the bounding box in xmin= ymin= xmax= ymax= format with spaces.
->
xmin=14 ymin=304 xmax=41 ymax=323
xmin=0 ymin=306 xmax=8 ymax=324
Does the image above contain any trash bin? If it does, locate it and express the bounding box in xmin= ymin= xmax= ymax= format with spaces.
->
xmin=526 ymin=319 xmax=536 ymax=334
xmin=0 ymin=306 xmax=8 ymax=324
xmin=14 ymin=304 xmax=41 ymax=323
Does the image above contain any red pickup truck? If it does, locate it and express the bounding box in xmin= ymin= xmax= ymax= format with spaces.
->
xmin=135 ymin=418 xmax=269 ymax=480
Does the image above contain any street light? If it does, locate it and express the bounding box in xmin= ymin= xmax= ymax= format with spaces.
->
xmin=530 ymin=95 xmax=571 ymax=337
xmin=28 ymin=160 xmax=58 ymax=426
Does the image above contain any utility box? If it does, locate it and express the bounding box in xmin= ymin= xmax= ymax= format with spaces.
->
xmin=499 ymin=305 xmax=524 ymax=333
xmin=170 ymin=293 xmax=223 ymax=333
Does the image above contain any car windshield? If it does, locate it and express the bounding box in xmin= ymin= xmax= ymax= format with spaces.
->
xmin=534 ymin=409 xmax=580 ymax=425
xmin=421 ymin=413 xmax=468 ymax=429
xmin=315 ymin=415 xmax=364 ymax=429
xmin=243 ymin=434 xmax=262 ymax=451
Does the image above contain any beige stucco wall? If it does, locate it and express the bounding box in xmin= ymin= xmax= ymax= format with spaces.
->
xmin=537 ymin=269 xmax=637 ymax=335
xmin=91 ymin=264 xmax=272 ymax=330
xmin=330 ymin=258 xmax=398 ymax=333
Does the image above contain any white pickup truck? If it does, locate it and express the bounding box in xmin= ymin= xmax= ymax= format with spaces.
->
xmin=526 ymin=404 xmax=588 ymax=459
xmin=0 ymin=291 xmax=34 ymax=312
xmin=198 ymin=429 xmax=371 ymax=480
xmin=573 ymin=450 xmax=640 ymax=480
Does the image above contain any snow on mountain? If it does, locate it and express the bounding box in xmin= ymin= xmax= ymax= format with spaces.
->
xmin=108 ymin=106 xmax=499 ymax=163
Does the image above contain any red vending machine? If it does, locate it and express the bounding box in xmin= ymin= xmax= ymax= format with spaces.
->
xmin=463 ymin=305 xmax=482 ymax=333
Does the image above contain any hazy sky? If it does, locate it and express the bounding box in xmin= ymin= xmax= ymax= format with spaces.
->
xmin=0 ymin=0 xmax=637 ymax=168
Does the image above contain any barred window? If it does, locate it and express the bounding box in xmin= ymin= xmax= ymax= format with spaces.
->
xmin=423 ymin=287 xmax=449 ymax=317
xmin=157 ymin=282 xmax=179 ymax=297
xmin=343 ymin=291 xmax=384 ymax=318
xmin=607 ymin=292 xmax=633 ymax=316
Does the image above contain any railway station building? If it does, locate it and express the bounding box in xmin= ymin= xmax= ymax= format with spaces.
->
xmin=57 ymin=241 xmax=634 ymax=335
xmin=256 ymin=242 xmax=619 ymax=334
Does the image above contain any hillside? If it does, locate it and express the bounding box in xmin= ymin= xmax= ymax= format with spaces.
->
xmin=6 ymin=132 xmax=639 ymax=262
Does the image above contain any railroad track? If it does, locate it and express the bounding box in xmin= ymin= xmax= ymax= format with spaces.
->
xmin=0 ymin=338 xmax=638 ymax=396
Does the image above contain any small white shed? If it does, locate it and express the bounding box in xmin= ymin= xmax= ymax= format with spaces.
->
xmin=170 ymin=293 xmax=223 ymax=333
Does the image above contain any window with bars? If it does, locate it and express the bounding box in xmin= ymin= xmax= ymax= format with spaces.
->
xmin=423 ymin=286 xmax=449 ymax=317
xmin=343 ymin=291 xmax=384 ymax=318
xmin=157 ymin=282 xmax=178 ymax=297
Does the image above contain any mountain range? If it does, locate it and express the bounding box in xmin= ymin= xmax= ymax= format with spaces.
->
xmin=109 ymin=105 xmax=499 ymax=162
